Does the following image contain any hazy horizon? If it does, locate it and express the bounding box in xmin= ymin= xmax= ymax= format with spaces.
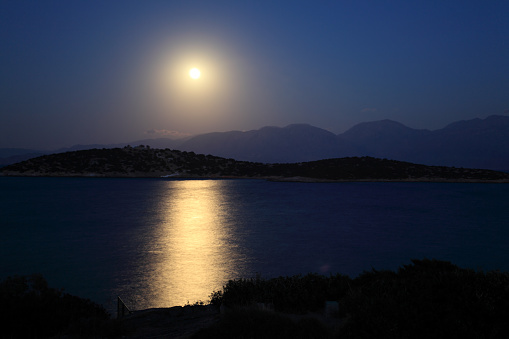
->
xmin=3 ymin=114 xmax=507 ymax=152
xmin=2 ymin=1 xmax=508 ymax=149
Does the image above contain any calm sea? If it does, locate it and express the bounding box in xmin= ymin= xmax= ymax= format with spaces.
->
xmin=1 ymin=177 xmax=508 ymax=313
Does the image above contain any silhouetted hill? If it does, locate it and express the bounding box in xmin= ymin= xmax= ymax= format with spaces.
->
xmin=412 ymin=115 xmax=509 ymax=169
xmin=179 ymin=124 xmax=356 ymax=163
xmin=2 ymin=115 xmax=508 ymax=170
xmin=51 ymin=138 xmax=186 ymax=155
xmin=339 ymin=119 xmax=432 ymax=160
xmin=0 ymin=148 xmax=45 ymax=168
xmin=128 ymin=137 xmax=187 ymax=150
xmin=0 ymin=148 xmax=42 ymax=158
xmin=2 ymin=146 xmax=508 ymax=182
xmin=54 ymin=143 xmax=125 ymax=154
xmin=177 ymin=115 xmax=509 ymax=170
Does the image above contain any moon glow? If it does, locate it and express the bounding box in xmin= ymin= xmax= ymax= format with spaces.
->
xmin=189 ymin=68 xmax=201 ymax=79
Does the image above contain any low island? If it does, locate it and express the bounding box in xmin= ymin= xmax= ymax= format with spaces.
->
xmin=1 ymin=145 xmax=509 ymax=182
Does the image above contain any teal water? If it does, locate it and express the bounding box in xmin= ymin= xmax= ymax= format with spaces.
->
xmin=1 ymin=177 xmax=508 ymax=313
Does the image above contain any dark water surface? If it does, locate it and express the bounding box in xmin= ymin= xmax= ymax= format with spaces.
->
xmin=1 ymin=177 xmax=508 ymax=313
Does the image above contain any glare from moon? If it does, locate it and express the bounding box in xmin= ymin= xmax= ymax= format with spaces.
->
xmin=189 ymin=68 xmax=201 ymax=79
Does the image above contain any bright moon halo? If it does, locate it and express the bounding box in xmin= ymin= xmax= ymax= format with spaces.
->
xmin=189 ymin=68 xmax=201 ymax=79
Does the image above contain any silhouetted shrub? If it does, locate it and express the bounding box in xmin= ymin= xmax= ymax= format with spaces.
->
xmin=341 ymin=259 xmax=509 ymax=338
xmin=208 ymin=259 xmax=509 ymax=338
xmin=211 ymin=273 xmax=351 ymax=314
xmin=0 ymin=274 xmax=125 ymax=338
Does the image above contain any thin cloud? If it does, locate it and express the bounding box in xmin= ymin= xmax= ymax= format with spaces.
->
xmin=146 ymin=129 xmax=192 ymax=138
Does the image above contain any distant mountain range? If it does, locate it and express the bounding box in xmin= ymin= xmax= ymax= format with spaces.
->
xmin=1 ymin=115 xmax=508 ymax=170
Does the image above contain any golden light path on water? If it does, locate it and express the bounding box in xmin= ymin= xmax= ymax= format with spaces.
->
xmin=133 ymin=180 xmax=245 ymax=308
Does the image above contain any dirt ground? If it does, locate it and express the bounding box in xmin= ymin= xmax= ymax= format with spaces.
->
xmin=121 ymin=305 xmax=220 ymax=338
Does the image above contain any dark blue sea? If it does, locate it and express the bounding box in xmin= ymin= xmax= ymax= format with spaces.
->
xmin=1 ymin=177 xmax=508 ymax=313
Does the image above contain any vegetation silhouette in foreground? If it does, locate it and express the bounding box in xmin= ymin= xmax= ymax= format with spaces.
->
xmin=199 ymin=259 xmax=509 ymax=338
xmin=4 ymin=259 xmax=509 ymax=338
xmin=0 ymin=274 xmax=125 ymax=338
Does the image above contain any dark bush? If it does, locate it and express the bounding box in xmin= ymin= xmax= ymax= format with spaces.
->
xmin=208 ymin=259 xmax=509 ymax=338
xmin=212 ymin=273 xmax=351 ymax=314
xmin=0 ymin=274 xmax=124 ymax=338
xmin=341 ymin=259 xmax=509 ymax=338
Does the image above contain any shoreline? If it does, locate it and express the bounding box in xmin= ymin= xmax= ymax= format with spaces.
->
xmin=3 ymin=150 xmax=508 ymax=183
xmin=1 ymin=172 xmax=509 ymax=183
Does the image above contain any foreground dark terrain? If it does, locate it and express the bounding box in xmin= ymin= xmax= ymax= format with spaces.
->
xmin=197 ymin=259 xmax=509 ymax=338
xmin=2 ymin=146 xmax=509 ymax=182
xmin=3 ymin=259 xmax=509 ymax=338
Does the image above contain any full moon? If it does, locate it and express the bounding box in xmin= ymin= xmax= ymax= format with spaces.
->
xmin=189 ymin=68 xmax=201 ymax=79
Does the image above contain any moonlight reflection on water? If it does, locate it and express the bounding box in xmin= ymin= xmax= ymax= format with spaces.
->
xmin=2 ymin=178 xmax=509 ymax=313
xmin=131 ymin=180 xmax=246 ymax=308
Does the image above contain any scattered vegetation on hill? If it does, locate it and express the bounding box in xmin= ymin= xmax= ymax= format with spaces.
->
xmin=1 ymin=146 xmax=509 ymax=181
xmin=201 ymin=259 xmax=509 ymax=338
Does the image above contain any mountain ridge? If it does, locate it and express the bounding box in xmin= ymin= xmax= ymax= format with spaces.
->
xmin=1 ymin=115 xmax=508 ymax=170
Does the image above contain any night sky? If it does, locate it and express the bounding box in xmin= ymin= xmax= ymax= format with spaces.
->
xmin=1 ymin=1 xmax=508 ymax=150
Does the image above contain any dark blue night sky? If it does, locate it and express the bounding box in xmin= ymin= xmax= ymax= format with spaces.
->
xmin=1 ymin=1 xmax=508 ymax=149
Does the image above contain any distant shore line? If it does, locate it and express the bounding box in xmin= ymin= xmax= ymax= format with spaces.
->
xmin=2 ymin=172 xmax=509 ymax=183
